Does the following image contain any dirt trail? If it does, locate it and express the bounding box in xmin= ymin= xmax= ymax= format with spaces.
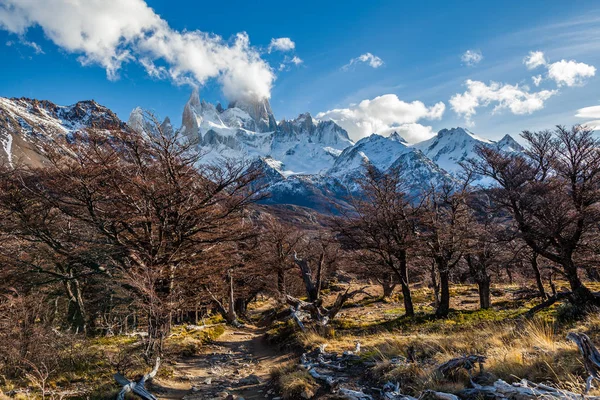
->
xmin=151 ymin=325 xmax=293 ymax=400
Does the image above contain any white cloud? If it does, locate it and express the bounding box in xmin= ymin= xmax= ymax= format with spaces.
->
xmin=316 ymin=94 xmax=444 ymax=143
xmin=450 ymin=79 xmax=557 ymax=125
xmin=23 ymin=40 xmax=43 ymax=54
xmin=343 ymin=52 xmax=384 ymax=70
xmin=0 ymin=0 xmax=275 ymax=101
xmin=575 ymin=105 xmax=600 ymax=130
xmin=524 ymin=51 xmax=547 ymax=69
xmin=5 ymin=37 xmax=43 ymax=54
xmin=277 ymin=55 xmax=303 ymax=71
xmin=547 ymin=59 xmax=596 ymax=87
xmin=461 ymin=50 xmax=483 ymax=66
xmin=523 ymin=50 xmax=595 ymax=87
xmin=532 ymin=75 xmax=543 ymax=86
xmin=268 ymin=37 xmax=295 ymax=53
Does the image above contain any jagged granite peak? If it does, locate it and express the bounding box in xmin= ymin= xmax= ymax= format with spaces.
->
xmin=227 ymin=97 xmax=277 ymax=133
xmin=1 ymin=94 xmax=525 ymax=214
xmin=161 ymin=116 xmax=173 ymax=136
xmin=181 ymin=89 xmax=201 ymax=139
xmin=389 ymin=131 xmax=407 ymax=143
xmin=127 ymin=106 xmax=145 ymax=133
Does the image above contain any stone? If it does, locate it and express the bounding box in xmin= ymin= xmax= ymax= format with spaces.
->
xmin=239 ymin=374 xmax=261 ymax=385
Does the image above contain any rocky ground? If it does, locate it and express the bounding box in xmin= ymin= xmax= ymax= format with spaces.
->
xmin=150 ymin=326 xmax=293 ymax=400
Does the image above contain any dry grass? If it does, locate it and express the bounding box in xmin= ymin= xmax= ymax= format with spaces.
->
xmin=271 ymin=363 xmax=318 ymax=400
xmin=293 ymin=282 xmax=600 ymax=396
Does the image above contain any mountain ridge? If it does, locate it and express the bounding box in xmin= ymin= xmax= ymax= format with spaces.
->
xmin=0 ymin=94 xmax=523 ymax=212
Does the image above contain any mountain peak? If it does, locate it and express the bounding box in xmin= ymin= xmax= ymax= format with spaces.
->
xmin=436 ymin=127 xmax=493 ymax=144
xmin=389 ymin=131 xmax=407 ymax=143
xmin=227 ymin=97 xmax=277 ymax=132
xmin=497 ymin=134 xmax=524 ymax=152
xmin=187 ymin=87 xmax=201 ymax=108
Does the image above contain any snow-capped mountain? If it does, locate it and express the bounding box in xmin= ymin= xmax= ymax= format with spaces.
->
xmin=177 ymin=89 xmax=353 ymax=175
xmin=412 ymin=127 xmax=523 ymax=175
xmin=0 ymin=93 xmax=523 ymax=213
xmin=0 ymin=97 xmax=126 ymax=167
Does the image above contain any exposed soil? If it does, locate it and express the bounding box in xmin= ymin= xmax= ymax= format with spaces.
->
xmin=151 ymin=325 xmax=293 ymax=400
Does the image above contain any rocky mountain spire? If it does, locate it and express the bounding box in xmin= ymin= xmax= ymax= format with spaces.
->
xmin=181 ymin=88 xmax=201 ymax=139
xmin=227 ymin=97 xmax=277 ymax=133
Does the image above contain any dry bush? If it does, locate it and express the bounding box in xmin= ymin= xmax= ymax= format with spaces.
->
xmin=271 ymin=363 xmax=318 ymax=400
xmin=0 ymin=290 xmax=107 ymax=397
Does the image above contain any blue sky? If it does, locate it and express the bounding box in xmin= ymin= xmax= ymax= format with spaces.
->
xmin=1 ymin=0 xmax=600 ymax=142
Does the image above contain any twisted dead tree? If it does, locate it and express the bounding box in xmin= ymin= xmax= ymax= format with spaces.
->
xmin=115 ymin=357 xmax=160 ymax=400
xmin=285 ymin=247 xmax=368 ymax=328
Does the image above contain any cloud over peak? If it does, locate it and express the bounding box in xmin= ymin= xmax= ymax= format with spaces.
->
xmin=317 ymin=94 xmax=445 ymax=143
xmin=0 ymin=0 xmax=275 ymax=101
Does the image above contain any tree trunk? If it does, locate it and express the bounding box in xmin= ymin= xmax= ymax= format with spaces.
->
xmin=277 ymin=268 xmax=286 ymax=294
xmin=227 ymin=270 xmax=238 ymax=324
xmin=430 ymin=261 xmax=440 ymax=308
xmin=379 ymin=275 xmax=396 ymax=298
xmin=146 ymin=309 xmax=170 ymax=357
xmin=294 ymin=256 xmax=319 ymax=302
xmin=466 ymin=254 xmax=491 ymax=310
xmin=436 ymin=268 xmax=450 ymax=318
xmin=477 ymin=279 xmax=491 ymax=309
xmin=234 ymin=298 xmax=247 ymax=316
xmin=563 ymin=258 xmax=597 ymax=305
xmin=396 ymin=250 xmax=414 ymax=317
xmin=64 ymin=279 xmax=87 ymax=334
xmin=529 ymin=252 xmax=547 ymax=300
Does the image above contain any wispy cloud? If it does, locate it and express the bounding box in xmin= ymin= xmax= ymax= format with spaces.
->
xmin=342 ymin=52 xmax=384 ymax=70
xmin=461 ymin=50 xmax=483 ymax=66
xmin=575 ymin=105 xmax=600 ymax=129
xmin=278 ymin=55 xmax=303 ymax=71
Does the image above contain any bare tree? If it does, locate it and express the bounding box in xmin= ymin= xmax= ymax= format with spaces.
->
xmin=4 ymin=111 xmax=263 ymax=354
xmin=333 ymin=166 xmax=417 ymax=316
xmin=469 ymin=126 xmax=600 ymax=306
xmin=259 ymin=216 xmax=304 ymax=296
xmin=464 ymin=193 xmax=507 ymax=309
xmin=416 ymin=182 xmax=470 ymax=318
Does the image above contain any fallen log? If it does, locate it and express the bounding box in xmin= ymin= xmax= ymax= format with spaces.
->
xmin=337 ymin=387 xmax=373 ymax=400
xmin=567 ymin=332 xmax=600 ymax=393
xmin=115 ymin=357 xmax=160 ymax=400
xmin=436 ymin=355 xmax=486 ymax=379
xmin=524 ymin=292 xmax=572 ymax=317
xmin=461 ymin=378 xmax=600 ymax=400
